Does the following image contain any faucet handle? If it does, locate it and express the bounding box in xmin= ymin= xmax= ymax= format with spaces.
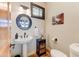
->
xmin=24 ymin=32 xmax=26 ymax=38
xmin=24 ymin=32 xmax=26 ymax=35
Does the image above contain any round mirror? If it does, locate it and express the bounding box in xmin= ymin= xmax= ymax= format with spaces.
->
xmin=16 ymin=14 xmax=32 ymax=30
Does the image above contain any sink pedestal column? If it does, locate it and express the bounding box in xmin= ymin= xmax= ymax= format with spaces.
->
xmin=13 ymin=37 xmax=33 ymax=57
xmin=23 ymin=44 xmax=27 ymax=57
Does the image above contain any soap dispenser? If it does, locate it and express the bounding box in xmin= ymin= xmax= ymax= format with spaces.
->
xmin=15 ymin=33 xmax=18 ymax=39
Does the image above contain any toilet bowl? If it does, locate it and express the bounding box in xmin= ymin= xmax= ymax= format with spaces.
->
xmin=51 ymin=49 xmax=67 ymax=57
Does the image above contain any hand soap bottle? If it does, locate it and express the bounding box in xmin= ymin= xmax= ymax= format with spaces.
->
xmin=15 ymin=33 xmax=18 ymax=39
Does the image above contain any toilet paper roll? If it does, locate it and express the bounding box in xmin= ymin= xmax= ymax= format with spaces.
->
xmin=52 ymin=37 xmax=58 ymax=42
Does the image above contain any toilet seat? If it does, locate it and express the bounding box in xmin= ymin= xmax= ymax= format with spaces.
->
xmin=51 ymin=49 xmax=67 ymax=57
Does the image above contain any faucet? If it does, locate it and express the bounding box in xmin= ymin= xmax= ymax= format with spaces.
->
xmin=24 ymin=32 xmax=26 ymax=38
xmin=24 ymin=32 xmax=29 ymax=38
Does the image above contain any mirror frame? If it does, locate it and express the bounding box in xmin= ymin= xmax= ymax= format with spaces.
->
xmin=16 ymin=14 xmax=32 ymax=30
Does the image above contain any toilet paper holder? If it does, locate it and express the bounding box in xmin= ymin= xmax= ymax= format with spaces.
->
xmin=53 ymin=38 xmax=58 ymax=43
xmin=54 ymin=38 xmax=58 ymax=42
xmin=52 ymin=37 xmax=58 ymax=43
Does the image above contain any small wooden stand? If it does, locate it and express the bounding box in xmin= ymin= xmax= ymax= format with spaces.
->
xmin=36 ymin=39 xmax=46 ymax=56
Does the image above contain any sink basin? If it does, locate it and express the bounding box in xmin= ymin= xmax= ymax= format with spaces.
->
xmin=70 ymin=43 xmax=79 ymax=57
xmin=14 ymin=36 xmax=33 ymax=44
xmin=11 ymin=36 xmax=33 ymax=57
xmin=14 ymin=39 xmax=27 ymax=44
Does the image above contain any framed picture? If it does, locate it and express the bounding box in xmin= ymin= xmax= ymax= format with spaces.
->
xmin=52 ymin=13 xmax=64 ymax=25
xmin=31 ymin=3 xmax=45 ymax=19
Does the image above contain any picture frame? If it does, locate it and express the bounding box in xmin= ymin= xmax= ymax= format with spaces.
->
xmin=52 ymin=13 xmax=64 ymax=25
xmin=31 ymin=3 xmax=45 ymax=19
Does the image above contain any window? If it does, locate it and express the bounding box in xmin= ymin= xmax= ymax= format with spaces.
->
xmin=31 ymin=3 xmax=45 ymax=19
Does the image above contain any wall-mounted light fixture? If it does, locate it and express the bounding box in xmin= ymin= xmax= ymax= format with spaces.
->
xmin=18 ymin=4 xmax=30 ymax=15
xmin=18 ymin=4 xmax=29 ymax=11
xmin=20 ymin=5 xmax=29 ymax=10
xmin=0 ymin=19 xmax=11 ymax=27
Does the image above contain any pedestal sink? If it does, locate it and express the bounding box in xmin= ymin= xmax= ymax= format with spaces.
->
xmin=70 ymin=43 xmax=79 ymax=57
xmin=13 ymin=36 xmax=33 ymax=57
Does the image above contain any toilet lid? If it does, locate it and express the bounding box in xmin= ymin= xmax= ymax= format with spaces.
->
xmin=51 ymin=49 xmax=67 ymax=57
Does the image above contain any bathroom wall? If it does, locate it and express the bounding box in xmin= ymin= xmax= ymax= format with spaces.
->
xmin=11 ymin=2 xmax=46 ymax=56
xmin=46 ymin=3 xmax=79 ymax=56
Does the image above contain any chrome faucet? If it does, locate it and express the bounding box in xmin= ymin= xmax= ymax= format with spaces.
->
xmin=24 ymin=32 xmax=26 ymax=38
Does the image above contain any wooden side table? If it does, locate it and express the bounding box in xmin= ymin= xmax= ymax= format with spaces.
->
xmin=36 ymin=39 xmax=46 ymax=56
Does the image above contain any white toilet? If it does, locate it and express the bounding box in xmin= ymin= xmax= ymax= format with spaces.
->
xmin=51 ymin=49 xmax=67 ymax=57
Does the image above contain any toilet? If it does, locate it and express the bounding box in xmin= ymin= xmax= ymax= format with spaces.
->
xmin=51 ymin=49 xmax=67 ymax=57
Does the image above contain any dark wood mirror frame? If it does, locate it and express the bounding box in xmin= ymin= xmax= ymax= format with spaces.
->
xmin=31 ymin=2 xmax=45 ymax=20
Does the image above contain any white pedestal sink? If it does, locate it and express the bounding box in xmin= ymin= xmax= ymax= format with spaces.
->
xmin=13 ymin=36 xmax=33 ymax=57
xmin=70 ymin=43 xmax=79 ymax=57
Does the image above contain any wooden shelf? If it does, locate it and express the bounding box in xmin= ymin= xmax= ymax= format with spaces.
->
xmin=36 ymin=39 xmax=46 ymax=56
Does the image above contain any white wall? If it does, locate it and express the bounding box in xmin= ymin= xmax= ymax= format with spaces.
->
xmin=46 ymin=2 xmax=79 ymax=56
xmin=11 ymin=2 xmax=46 ymax=56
